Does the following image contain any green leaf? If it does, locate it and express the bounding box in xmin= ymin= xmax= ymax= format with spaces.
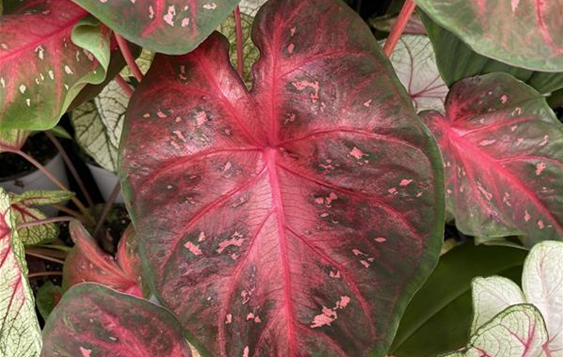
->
xmin=0 ymin=1 xmax=111 ymax=130
xmin=0 ymin=188 xmax=42 ymax=356
xmin=414 ymin=0 xmax=563 ymax=72
xmin=391 ymin=243 xmax=527 ymax=356
xmin=70 ymin=0 xmax=240 ymax=55
xmin=441 ymin=304 xmax=548 ymax=357
xmin=419 ymin=11 xmax=563 ymax=94
xmin=71 ymin=80 xmax=128 ymax=173
xmin=36 ymin=281 xmax=62 ymax=321
xmin=381 ymin=35 xmax=448 ymax=112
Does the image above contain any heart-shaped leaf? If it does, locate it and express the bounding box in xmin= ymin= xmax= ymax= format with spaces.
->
xmin=382 ymin=35 xmax=447 ymax=112
xmin=63 ymin=221 xmax=143 ymax=297
xmin=391 ymin=243 xmax=527 ymax=356
xmin=70 ymin=0 xmax=240 ymax=54
xmin=414 ymin=0 xmax=563 ymax=72
xmin=71 ymin=80 xmax=129 ymax=173
xmin=0 ymin=188 xmax=42 ymax=356
xmin=41 ymin=283 xmax=192 ymax=357
xmin=421 ymin=73 xmax=563 ymax=245
xmin=119 ymin=0 xmax=444 ymax=355
xmin=442 ymin=304 xmax=549 ymax=357
xmin=0 ymin=0 xmax=110 ymax=130
xmin=522 ymin=241 xmax=563 ymax=354
xmin=418 ymin=11 xmax=563 ymax=95
xmin=9 ymin=190 xmax=75 ymax=245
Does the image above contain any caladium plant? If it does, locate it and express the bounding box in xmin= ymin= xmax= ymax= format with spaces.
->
xmin=119 ymin=0 xmax=444 ymax=355
xmin=0 ymin=0 xmax=110 ymax=130
xmin=63 ymin=221 xmax=144 ymax=297
xmin=41 ymin=283 xmax=193 ymax=357
xmin=421 ymin=73 xmax=563 ymax=245
xmin=1 ymin=0 xmax=562 ymax=356
xmin=442 ymin=240 xmax=563 ymax=356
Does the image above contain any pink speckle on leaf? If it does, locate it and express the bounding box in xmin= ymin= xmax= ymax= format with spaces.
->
xmin=538 ymin=220 xmax=545 ymax=229
xmin=349 ymin=147 xmax=367 ymax=160
xmin=287 ymin=43 xmax=295 ymax=53
xmin=80 ymin=347 xmax=91 ymax=357
xmin=163 ymin=5 xmax=176 ymax=26
xmin=216 ymin=233 xmax=245 ymax=254
xmin=399 ymin=179 xmax=413 ymax=186
xmin=184 ymin=241 xmax=202 ymax=255
xmin=524 ymin=210 xmax=531 ymax=222
xmin=500 ymin=94 xmax=509 ymax=103
xmin=363 ymin=99 xmax=372 ymax=107
xmin=291 ymin=80 xmax=320 ymax=102
xmin=225 ymin=313 xmax=232 ymax=324
xmin=243 ymin=346 xmax=250 ymax=357
xmin=535 ymin=162 xmax=546 ymax=175
xmin=375 ymin=237 xmax=386 ymax=243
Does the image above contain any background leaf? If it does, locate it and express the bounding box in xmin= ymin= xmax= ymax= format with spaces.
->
xmin=41 ymin=283 xmax=192 ymax=357
xmin=0 ymin=0 xmax=110 ymax=130
xmin=413 ymin=0 xmax=563 ymax=72
xmin=522 ymin=241 xmax=563 ymax=354
xmin=0 ymin=188 xmax=42 ymax=356
xmin=36 ymin=281 xmax=62 ymax=321
xmin=442 ymin=304 xmax=548 ymax=357
xmin=421 ymin=73 xmax=563 ymax=245
xmin=70 ymin=0 xmax=240 ymax=54
xmin=391 ymin=242 xmax=527 ymax=356
xmin=63 ymin=221 xmax=142 ymax=297
xmin=419 ymin=11 xmax=563 ymax=94
xmin=71 ymin=80 xmax=129 ymax=173
xmin=382 ymin=34 xmax=447 ymax=112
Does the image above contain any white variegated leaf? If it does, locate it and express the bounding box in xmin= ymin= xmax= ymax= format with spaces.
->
xmin=71 ymin=80 xmax=128 ymax=173
xmin=523 ymin=241 xmax=563 ymax=354
xmin=381 ymin=35 xmax=448 ymax=112
xmin=471 ymin=276 xmax=526 ymax=334
xmin=442 ymin=304 xmax=548 ymax=357
xmin=0 ymin=188 xmax=42 ymax=356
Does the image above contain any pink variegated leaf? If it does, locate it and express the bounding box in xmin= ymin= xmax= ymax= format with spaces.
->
xmin=421 ymin=73 xmax=563 ymax=245
xmin=0 ymin=0 xmax=110 ymax=130
xmin=70 ymin=0 xmax=240 ymax=54
xmin=63 ymin=221 xmax=143 ymax=297
xmin=41 ymin=283 xmax=192 ymax=357
xmin=119 ymin=0 xmax=444 ymax=355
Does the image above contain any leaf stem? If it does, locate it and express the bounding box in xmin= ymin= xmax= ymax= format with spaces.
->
xmin=383 ymin=0 xmax=416 ymax=56
xmin=10 ymin=149 xmax=95 ymax=224
xmin=234 ymin=6 xmax=244 ymax=78
xmin=17 ymin=216 xmax=74 ymax=230
xmin=29 ymin=246 xmax=70 ymax=257
xmin=93 ymin=181 xmax=121 ymax=239
xmin=45 ymin=131 xmax=95 ymax=209
xmin=115 ymin=75 xmax=134 ymax=98
xmin=115 ymin=34 xmax=143 ymax=82
xmin=25 ymin=251 xmax=65 ymax=265
xmin=28 ymin=271 xmax=63 ymax=279
xmin=53 ymin=204 xmax=86 ymax=222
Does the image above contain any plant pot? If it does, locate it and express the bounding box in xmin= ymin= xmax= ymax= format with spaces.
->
xmin=0 ymin=154 xmax=69 ymax=216
xmin=86 ymin=163 xmax=124 ymax=204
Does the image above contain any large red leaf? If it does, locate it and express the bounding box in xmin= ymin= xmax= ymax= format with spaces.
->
xmin=41 ymin=283 xmax=192 ymax=357
xmin=0 ymin=0 xmax=108 ymax=130
xmin=70 ymin=0 xmax=240 ymax=54
xmin=119 ymin=0 xmax=444 ymax=355
xmin=421 ymin=73 xmax=563 ymax=245
xmin=63 ymin=221 xmax=143 ymax=297
xmin=414 ymin=0 xmax=563 ymax=72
